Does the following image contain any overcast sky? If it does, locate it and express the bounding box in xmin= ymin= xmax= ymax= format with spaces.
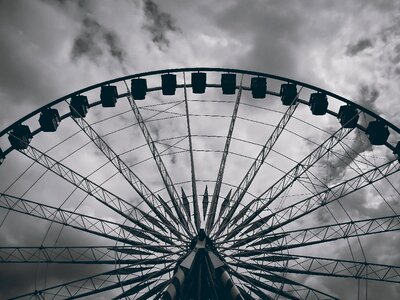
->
xmin=1 ymin=0 xmax=400 ymax=299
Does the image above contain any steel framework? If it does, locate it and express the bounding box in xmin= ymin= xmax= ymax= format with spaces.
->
xmin=0 ymin=68 xmax=400 ymax=299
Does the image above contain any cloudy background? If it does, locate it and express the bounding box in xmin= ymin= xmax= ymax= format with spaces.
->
xmin=1 ymin=0 xmax=400 ymax=299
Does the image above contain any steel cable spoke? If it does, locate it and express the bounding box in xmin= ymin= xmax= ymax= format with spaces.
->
xmin=69 ymin=100 xmax=189 ymax=241
xmin=232 ymin=159 xmax=399 ymax=239
xmin=183 ymin=72 xmax=201 ymax=232
xmin=0 ymin=193 xmax=183 ymax=251
xmin=12 ymin=260 xmax=174 ymax=299
xmin=226 ymin=127 xmax=353 ymax=241
xmin=12 ymin=139 xmax=175 ymax=239
xmin=226 ymin=215 xmax=400 ymax=255
xmin=213 ymin=87 xmax=302 ymax=239
xmin=230 ymin=258 xmax=340 ymax=300
xmin=124 ymin=80 xmax=194 ymax=237
xmin=206 ymin=75 xmax=244 ymax=234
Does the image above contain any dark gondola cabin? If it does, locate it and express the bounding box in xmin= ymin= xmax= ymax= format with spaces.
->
xmin=338 ymin=105 xmax=358 ymax=128
xmin=280 ymin=83 xmax=297 ymax=105
xmin=366 ymin=120 xmax=390 ymax=145
xmin=221 ymin=73 xmax=236 ymax=95
xmin=100 ymin=85 xmax=118 ymax=107
xmin=8 ymin=124 xmax=32 ymax=150
xmin=0 ymin=148 xmax=4 ymax=165
xmin=161 ymin=74 xmax=177 ymax=95
xmin=191 ymin=72 xmax=206 ymax=94
xmin=131 ymin=78 xmax=147 ymax=100
xmin=70 ymin=95 xmax=89 ymax=118
xmin=39 ymin=108 xmax=61 ymax=132
xmin=309 ymin=92 xmax=328 ymax=115
xmin=250 ymin=77 xmax=266 ymax=99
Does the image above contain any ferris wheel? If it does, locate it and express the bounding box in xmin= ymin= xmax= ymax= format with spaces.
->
xmin=0 ymin=68 xmax=399 ymax=299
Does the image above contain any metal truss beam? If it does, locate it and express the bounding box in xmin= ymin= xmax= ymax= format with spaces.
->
xmin=226 ymin=215 xmax=400 ymax=255
xmin=233 ymin=159 xmax=399 ymax=238
xmin=252 ymin=253 xmax=400 ymax=283
xmin=12 ymin=263 xmax=173 ymax=299
xmin=124 ymin=81 xmax=193 ymax=236
xmin=214 ymin=90 xmax=301 ymax=238
xmin=230 ymin=260 xmax=339 ymax=300
xmin=0 ymin=246 xmax=178 ymax=264
xmin=16 ymin=142 xmax=173 ymax=239
xmin=0 ymin=193 xmax=178 ymax=250
xmin=0 ymin=246 xmax=118 ymax=264
xmin=77 ymin=267 xmax=172 ymax=300
xmin=70 ymin=105 xmax=186 ymax=240
xmin=183 ymin=72 xmax=201 ymax=232
xmin=206 ymin=75 xmax=243 ymax=233
xmin=260 ymin=215 xmax=400 ymax=252
xmin=230 ymin=268 xmax=301 ymax=300
xmin=227 ymin=127 xmax=353 ymax=239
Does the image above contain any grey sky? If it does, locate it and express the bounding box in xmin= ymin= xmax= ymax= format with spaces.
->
xmin=1 ymin=0 xmax=400 ymax=299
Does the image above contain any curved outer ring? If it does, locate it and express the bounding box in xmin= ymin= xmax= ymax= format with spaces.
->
xmin=1 ymin=67 xmax=398 ymax=156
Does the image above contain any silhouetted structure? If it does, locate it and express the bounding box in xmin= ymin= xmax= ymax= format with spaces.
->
xmin=1 ymin=68 xmax=400 ymax=299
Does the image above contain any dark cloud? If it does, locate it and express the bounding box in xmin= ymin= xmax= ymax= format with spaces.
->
xmin=212 ymin=1 xmax=305 ymax=75
xmin=103 ymin=31 xmax=126 ymax=63
xmin=142 ymin=0 xmax=179 ymax=48
xmin=390 ymin=43 xmax=400 ymax=64
xmin=380 ymin=16 xmax=400 ymax=43
xmin=71 ymin=16 xmax=126 ymax=64
xmin=346 ymin=38 xmax=374 ymax=56
xmin=358 ymin=84 xmax=380 ymax=112
xmin=0 ymin=0 xmax=77 ymax=127
xmin=71 ymin=17 xmax=103 ymax=60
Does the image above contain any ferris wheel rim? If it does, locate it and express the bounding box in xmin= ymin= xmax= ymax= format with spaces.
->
xmin=1 ymin=67 xmax=400 ymax=299
xmin=1 ymin=67 xmax=399 ymax=157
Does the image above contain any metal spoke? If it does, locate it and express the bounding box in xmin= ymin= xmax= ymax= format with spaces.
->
xmin=14 ymin=141 xmax=174 ymax=239
xmin=112 ymin=269 xmax=171 ymax=299
xmin=124 ymin=81 xmax=193 ymax=236
xmin=230 ymin=259 xmax=339 ymax=300
xmin=69 ymin=102 xmax=188 ymax=240
xmin=183 ymin=72 xmax=201 ymax=232
xmin=243 ymin=284 xmax=274 ymax=300
xmin=135 ymin=279 xmax=169 ymax=300
xmin=0 ymin=246 xmax=179 ymax=264
xmin=247 ymin=215 xmax=400 ymax=253
xmin=206 ymin=75 xmax=244 ymax=233
xmin=82 ymin=265 xmax=173 ymax=300
xmin=252 ymin=253 xmax=400 ymax=283
xmin=0 ymin=193 xmax=179 ymax=250
xmin=224 ymin=215 xmax=400 ymax=259
xmin=202 ymin=186 xmax=209 ymax=220
xmin=232 ymin=159 xmax=399 ymax=238
xmin=226 ymin=127 xmax=353 ymax=240
xmin=213 ymin=87 xmax=302 ymax=238
xmin=230 ymin=268 xmax=301 ymax=300
xmin=0 ymin=246 xmax=120 ymax=264
xmin=12 ymin=261 xmax=174 ymax=299
xmin=231 ymin=271 xmax=276 ymax=300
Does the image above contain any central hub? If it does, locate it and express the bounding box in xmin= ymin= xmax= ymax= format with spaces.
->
xmin=198 ymin=228 xmax=206 ymax=241
xmin=188 ymin=228 xmax=217 ymax=253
